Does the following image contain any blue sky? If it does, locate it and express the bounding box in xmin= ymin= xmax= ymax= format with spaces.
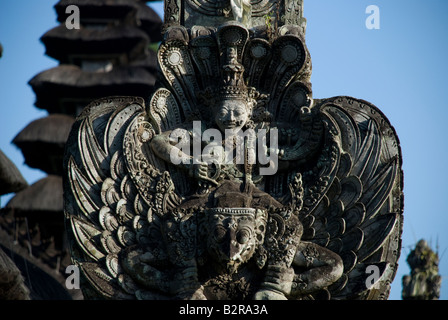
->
xmin=1 ymin=1 xmax=447 ymax=300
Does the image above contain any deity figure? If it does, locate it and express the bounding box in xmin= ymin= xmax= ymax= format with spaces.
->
xmin=146 ymin=54 xmax=343 ymax=299
xmin=63 ymin=18 xmax=403 ymax=299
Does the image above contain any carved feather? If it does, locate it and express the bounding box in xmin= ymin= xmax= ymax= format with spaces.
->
xmin=290 ymin=97 xmax=403 ymax=299
xmin=64 ymin=97 xmax=180 ymax=299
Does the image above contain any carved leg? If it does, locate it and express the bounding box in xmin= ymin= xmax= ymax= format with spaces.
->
xmin=290 ymin=241 xmax=343 ymax=297
xmin=171 ymin=261 xmax=206 ymax=300
xmin=254 ymin=264 xmax=295 ymax=300
xmin=162 ymin=213 xmax=206 ymax=300
xmin=254 ymin=209 xmax=302 ymax=300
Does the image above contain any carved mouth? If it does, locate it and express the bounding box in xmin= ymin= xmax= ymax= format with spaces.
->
xmin=223 ymin=122 xmax=237 ymax=128
xmin=223 ymin=120 xmax=243 ymax=129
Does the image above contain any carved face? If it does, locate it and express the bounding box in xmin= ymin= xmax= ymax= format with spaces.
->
xmin=206 ymin=208 xmax=266 ymax=274
xmin=214 ymin=99 xmax=250 ymax=133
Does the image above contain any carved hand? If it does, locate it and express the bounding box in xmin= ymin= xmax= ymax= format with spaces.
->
xmin=186 ymin=162 xmax=218 ymax=187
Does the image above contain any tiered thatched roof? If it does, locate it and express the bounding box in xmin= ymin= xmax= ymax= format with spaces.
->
xmin=1 ymin=0 xmax=163 ymax=300
xmin=0 ymin=149 xmax=27 ymax=196
xmin=0 ymin=176 xmax=69 ymax=276
xmin=29 ymin=65 xmax=156 ymax=115
xmin=13 ymin=115 xmax=75 ymax=174
xmin=42 ymin=25 xmax=150 ymax=63
xmin=54 ymin=0 xmax=162 ymax=41
xmin=4 ymin=175 xmax=63 ymax=213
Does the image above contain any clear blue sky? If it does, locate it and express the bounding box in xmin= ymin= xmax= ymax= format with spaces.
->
xmin=1 ymin=1 xmax=447 ymax=300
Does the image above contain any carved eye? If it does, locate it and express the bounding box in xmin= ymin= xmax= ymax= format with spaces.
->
xmin=233 ymin=106 xmax=246 ymax=117
xmin=217 ymin=108 xmax=228 ymax=118
xmin=236 ymin=229 xmax=251 ymax=244
xmin=214 ymin=226 xmax=226 ymax=243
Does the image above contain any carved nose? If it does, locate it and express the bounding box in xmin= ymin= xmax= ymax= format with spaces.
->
xmin=229 ymin=240 xmax=242 ymax=261
xmin=231 ymin=253 xmax=242 ymax=262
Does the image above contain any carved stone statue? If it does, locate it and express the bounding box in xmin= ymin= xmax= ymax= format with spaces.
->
xmin=63 ymin=1 xmax=403 ymax=300
xmin=402 ymin=240 xmax=441 ymax=300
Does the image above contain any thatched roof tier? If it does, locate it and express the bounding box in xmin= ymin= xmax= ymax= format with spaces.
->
xmin=134 ymin=1 xmax=163 ymax=42
xmin=129 ymin=48 xmax=157 ymax=72
xmin=29 ymin=65 xmax=156 ymax=115
xmin=3 ymin=175 xmax=63 ymax=213
xmin=54 ymin=0 xmax=162 ymax=42
xmin=55 ymin=0 xmax=139 ymax=21
xmin=13 ymin=114 xmax=74 ymax=145
xmin=41 ymin=25 xmax=149 ymax=63
xmin=1 ymin=175 xmax=65 ymax=255
xmin=12 ymin=141 xmax=65 ymax=175
xmin=12 ymin=115 xmax=74 ymax=175
xmin=0 ymin=149 xmax=28 ymax=196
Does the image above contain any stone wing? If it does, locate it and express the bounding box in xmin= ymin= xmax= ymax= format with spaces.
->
xmin=293 ymin=96 xmax=403 ymax=299
xmin=63 ymin=96 xmax=182 ymax=299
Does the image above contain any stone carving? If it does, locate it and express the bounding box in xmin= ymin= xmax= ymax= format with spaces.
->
xmin=230 ymin=0 xmax=252 ymax=27
xmin=63 ymin=5 xmax=403 ymax=300
xmin=165 ymin=0 xmax=306 ymax=33
xmin=402 ymin=240 xmax=441 ymax=300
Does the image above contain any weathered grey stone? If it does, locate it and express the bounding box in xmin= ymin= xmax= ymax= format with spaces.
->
xmin=63 ymin=1 xmax=403 ymax=300
xmin=164 ymin=0 xmax=306 ymax=33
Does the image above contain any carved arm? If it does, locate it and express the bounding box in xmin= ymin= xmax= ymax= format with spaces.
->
xmin=290 ymin=241 xmax=343 ymax=297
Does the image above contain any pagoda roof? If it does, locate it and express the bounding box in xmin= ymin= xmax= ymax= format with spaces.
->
xmin=13 ymin=114 xmax=75 ymax=146
xmin=41 ymin=25 xmax=150 ymax=63
xmin=0 ymin=149 xmax=28 ymax=196
xmin=134 ymin=1 xmax=163 ymax=41
xmin=29 ymin=65 xmax=156 ymax=115
xmin=54 ymin=0 xmax=162 ymax=41
xmin=3 ymin=175 xmax=63 ymax=213
xmin=129 ymin=49 xmax=158 ymax=72
xmin=12 ymin=114 xmax=75 ymax=175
